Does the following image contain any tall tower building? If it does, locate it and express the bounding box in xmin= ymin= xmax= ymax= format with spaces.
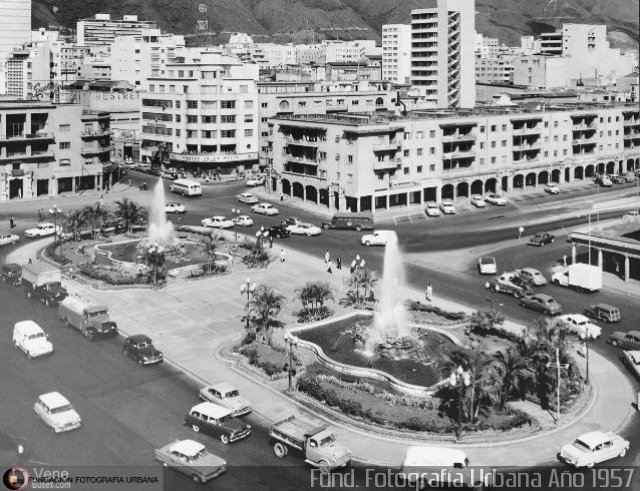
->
xmin=382 ymin=24 xmax=411 ymax=84
xmin=0 ymin=0 xmax=31 ymax=94
xmin=410 ymin=0 xmax=475 ymax=108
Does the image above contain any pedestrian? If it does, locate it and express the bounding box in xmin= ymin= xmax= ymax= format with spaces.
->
xmin=17 ymin=188 xmax=22 ymax=199
xmin=28 ymin=258 xmax=32 ymax=264
xmin=177 ymin=215 xmax=183 ymax=225
xmin=336 ymin=255 xmax=342 ymax=270
xmin=269 ymin=235 xmax=274 ymax=249
xmin=280 ymin=192 xmax=284 ymax=202
xmin=17 ymin=443 xmax=23 ymax=456
xmin=327 ymin=259 xmax=333 ymax=274
xmin=9 ymin=214 xmax=15 ymax=229
xmin=128 ymin=178 xmax=132 ymax=187
xmin=562 ymin=254 xmax=567 ymax=267
xmin=280 ymin=248 xmax=286 ymax=263
xmin=425 ymin=283 xmax=433 ymax=302
xmin=324 ymin=250 xmax=331 ymax=264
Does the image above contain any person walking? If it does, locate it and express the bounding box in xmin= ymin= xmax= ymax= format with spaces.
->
xmin=425 ymin=283 xmax=433 ymax=302
xmin=324 ymin=250 xmax=331 ymax=264
xmin=280 ymin=248 xmax=286 ymax=263
xmin=327 ymin=259 xmax=333 ymax=274
xmin=336 ymin=256 xmax=342 ymax=270
xmin=269 ymin=235 xmax=274 ymax=249
xmin=9 ymin=214 xmax=15 ymax=229
xmin=128 ymin=178 xmax=132 ymax=187
xmin=562 ymin=254 xmax=568 ymax=267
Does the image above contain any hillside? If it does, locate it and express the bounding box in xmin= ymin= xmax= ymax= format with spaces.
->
xmin=34 ymin=0 xmax=639 ymax=49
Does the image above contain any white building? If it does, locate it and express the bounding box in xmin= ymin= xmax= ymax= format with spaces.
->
xmin=520 ymin=36 xmax=541 ymax=55
xmin=0 ymin=0 xmax=31 ymax=94
xmin=323 ymin=40 xmax=376 ymax=63
xmin=382 ymin=24 xmax=411 ymax=84
xmin=410 ymin=1 xmax=476 ymax=108
xmin=77 ymin=14 xmax=157 ymax=47
xmin=5 ymin=45 xmax=52 ymax=100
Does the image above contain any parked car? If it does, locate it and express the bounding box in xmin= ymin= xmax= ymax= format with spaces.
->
xmin=621 ymin=351 xmax=640 ymax=380
xmin=24 ymin=222 xmax=59 ymax=238
xmin=558 ymin=314 xmax=601 ymax=339
xmin=202 ymin=216 xmax=234 ymax=229
xmin=488 ymin=272 xmax=533 ymax=298
xmin=518 ymin=293 xmax=562 ymax=315
xmin=478 ymin=256 xmax=497 ymax=275
xmin=361 ymin=230 xmax=394 ymax=246
xmin=1 ymin=263 xmax=22 ymax=286
xmin=584 ymin=303 xmax=620 ymax=323
xmin=236 ymin=192 xmax=259 ymax=204
xmin=122 ymin=335 xmax=163 ymax=365
xmin=439 ymin=199 xmax=456 ymax=215
xmin=610 ymin=174 xmax=626 ymax=184
xmin=251 ymin=203 xmax=279 ymax=216
xmin=0 ymin=232 xmax=19 ymax=246
xmin=470 ymin=195 xmax=486 ymax=208
xmin=164 ymin=202 xmax=186 ymax=214
xmin=544 ymin=184 xmax=560 ymax=195
xmin=154 ymin=439 xmax=226 ymax=483
xmin=185 ymin=402 xmax=251 ymax=444
xmin=485 ymin=194 xmax=508 ymax=206
xmin=560 ymin=431 xmax=629 ymax=468
xmin=596 ymin=175 xmax=613 ymax=187
xmin=34 ymin=392 xmax=82 ymax=433
xmin=425 ymin=202 xmax=442 ymax=217
xmin=246 ymin=175 xmax=265 ymax=187
xmin=198 ymin=383 xmax=252 ymax=416
xmin=515 ymin=267 xmax=547 ymax=286
xmin=233 ymin=215 xmax=254 ymax=227
xmin=287 ymin=223 xmax=322 ymax=236
xmin=528 ymin=232 xmax=555 ymax=246
xmin=267 ymin=224 xmax=291 ymax=238
xmin=281 ymin=217 xmax=304 ymax=228
xmin=608 ymin=330 xmax=640 ymax=350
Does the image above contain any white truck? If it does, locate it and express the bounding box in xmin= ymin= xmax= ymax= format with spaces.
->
xmin=552 ymin=264 xmax=602 ymax=292
xmin=58 ymin=297 xmax=118 ymax=340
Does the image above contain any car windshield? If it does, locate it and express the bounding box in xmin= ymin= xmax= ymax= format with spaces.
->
xmin=88 ymin=310 xmax=107 ymax=318
xmin=572 ymin=440 xmax=591 ymax=452
xmin=218 ymin=414 xmax=231 ymax=423
xmin=318 ymin=434 xmax=336 ymax=446
xmin=28 ymin=333 xmax=46 ymax=340
xmin=481 ymin=258 xmax=494 ymax=264
xmin=51 ymin=404 xmax=73 ymax=414
xmin=136 ymin=341 xmax=150 ymax=348
xmin=224 ymin=390 xmax=239 ymax=398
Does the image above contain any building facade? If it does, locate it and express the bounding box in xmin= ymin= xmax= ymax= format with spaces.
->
xmin=269 ymin=103 xmax=640 ymax=214
xmin=410 ymin=1 xmax=475 ymax=108
xmin=77 ymin=14 xmax=157 ymax=47
xmin=0 ymin=0 xmax=31 ymax=94
xmin=382 ymin=24 xmax=411 ymax=84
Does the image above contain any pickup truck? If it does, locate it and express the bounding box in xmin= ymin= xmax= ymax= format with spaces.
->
xmin=22 ymin=261 xmax=67 ymax=307
xmin=487 ymin=272 xmax=533 ymax=298
xmin=58 ymin=296 xmax=118 ymax=340
xmin=269 ymin=416 xmax=351 ymax=472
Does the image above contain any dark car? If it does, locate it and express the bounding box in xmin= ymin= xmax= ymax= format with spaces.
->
xmin=123 ymin=335 xmax=163 ymax=365
xmin=321 ymin=212 xmax=374 ymax=231
xmin=185 ymin=402 xmax=251 ymax=444
xmin=528 ymin=232 xmax=555 ymax=247
xmin=101 ymin=219 xmax=127 ymax=235
xmin=584 ymin=303 xmax=621 ymax=323
xmin=518 ymin=293 xmax=562 ymax=315
xmin=610 ymin=174 xmax=626 ymax=184
xmin=608 ymin=330 xmax=640 ymax=350
xmin=267 ymin=225 xmax=291 ymax=239
xmin=1 ymin=263 xmax=22 ymax=286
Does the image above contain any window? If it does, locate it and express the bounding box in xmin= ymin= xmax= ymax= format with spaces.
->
xmin=404 ymin=149 xmax=410 ymax=157
xmin=429 ymin=164 xmax=435 ymax=172
xmin=244 ymin=114 xmax=253 ymax=123
xmin=175 ymin=101 xmax=181 ymax=109
xmin=240 ymin=85 xmax=248 ymax=93
xmin=417 ymin=165 xmax=423 ymax=173
xmin=221 ymin=100 xmax=236 ymax=109
xmin=480 ymin=158 xmax=485 ymax=165
xmin=59 ymin=124 xmax=70 ymax=131
xmin=490 ymin=125 xmax=496 ymax=132
xmin=221 ymin=115 xmax=236 ymax=124
xmin=501 ymin=140 xmax=507 ymax=147
xmin=187 ymin=115 xmax=198 ymax=123
xmin=352 ymin=100 xmax=359 ymax=105
xmin=430 ymin=130 xmax=436 ymax=138
xmin=187 ymin=100 xmax=198 ymax=109
xmin=417 ymin=131 xmax=424 ymax=139
xmin=202 ymin=115 xmax=216 ymax=123
xmin=404 ymin=132 xmax=410 ymax=140
xmin=403 ymin=167 xmax=409 ymax=175
xmin=59 ymin=158 xmax=71 ymax=166
xmin=491 ymin=141 xmax=496 ymax=148
xmin=480 ymin=126 xmax=485 ymax=133
xmin=502 ymin=124 xmax=507 ymax=131
xmin=59 ymin=142 xmax=70 ymax=150
xmin=553 ymin=121 xmax=558 ymax=128
xmin=480 ymin=142 xmax=484 ymax=149
xmin=244 ymin=129 xmax=253 ymax=137
xmin=430 ymin=147 xmax=435 ymax=155
xmin=261 ymin=102 xmax=268 ymax=108
xmin=417 ymin=148 xmax=423 ymax=156
xmin=490 ymin=157 xmax=496 ymax=163
xmin=221 ymin=130 xmax=236 ymax=138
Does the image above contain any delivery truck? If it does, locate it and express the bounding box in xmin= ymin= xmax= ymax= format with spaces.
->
xmin=22 ymin=261 xmax=68 ymax=306
xmin=58 ymin=296 xmax=118 ymax=340
xmin=552 ymin=263 xmax=602 ymax=292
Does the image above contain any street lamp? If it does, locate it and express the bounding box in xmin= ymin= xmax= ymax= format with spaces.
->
xmin=255 ymin=226 xmax=269 ymax=250
xmin=240 ymin=277 xmax=257 ymax=332
xmin=285 ymin=334 xmax=298 ymax=391
xmin=49 ymin=205 xmax=62 ymax=245
xmin=580 ymin=326 xmax=593 ymax=385
xmin=546 ymin=347 xmax=569 ymax=423
xmin=231 ymin=208 xmax=241 ymax=241
xmin=449 ymin=366 xmax=471 ymax=439
xmin=350 ymin=254 xmax=366 ymax=306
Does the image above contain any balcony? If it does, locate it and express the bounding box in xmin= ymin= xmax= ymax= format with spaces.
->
xmin=81 ymin=129 xmax=113 ymax=140
xmin=170 ymin=151 xmax=258 ymax=164
xmin=285 ymin=155 xmax=320 ymax=166
xmin=512 ymin=126 xmax=541 ymax=136
xmin=572 ymin=137 xmax=597 ymax=145
xmin=623 ymin=131 xmax=640 ymax=140
xmin=373 ymin=158 xmax=398 ymax=171
xmin=284 ymin=136 xmax=319 ymax=147
xmin=442 ymin=150 xmax=475 ymax=160
xmin=373 ymin=142 xmax=401 ymax=153
xmin=443 ymin=132 xmax=475 ymax=142
xmin=572 ymin=122 xmax=597 ymax=130
xmin=81 ymin=145 xmax=113 ymax=157
xmin=513 ymin=155 xmax=540 ymax=164
xmin=1 ymin=151 xmax=55 ymax=163
xmin=0 ymin=132 xmax=55 ymax=144
xmin=512 ymin=142 xmax=542 ymax=151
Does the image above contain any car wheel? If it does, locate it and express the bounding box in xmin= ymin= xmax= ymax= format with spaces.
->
xmin=192 ymin=424 xmax=200 ymax=433
xmin=364 ymin=241 xmax=371 ymax=246
xmin=192 ymin=474 xmax=203 ymax=484
xmin=619 ymin=447 xmax=627 ymax=458
xmin=273 ymin=442 xmax=287 ymax=458
xmin=220 ymin=435 xmax=229 ymax=445
xmin=86 ymin=330 xmax=96 ymax=341
xmin=355 ymin=225 xmax=362 ymax=231
xmin=611 ymin=340 xmax=619 ymax=347
xmin=514 ymin=291 xmax=522 ymax=299
xmin=494 ymin=285 xmax=500 ymax=292
xmin=161 ymin=462 xmax=168 ymax=468
xmin=137 ymin=359 xmax=144 ymax=365
xmin=323 ymin=224 xmax=330 ymax=230
xmin=318 ymin=460 xmax=331 ymax=474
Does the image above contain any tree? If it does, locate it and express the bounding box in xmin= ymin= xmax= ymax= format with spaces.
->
xmin=341 ymin=268 xmax=377 ymax=308
xmin=493 ymin=347 xmax=535 ymax=410
xmin=144 ymin=244 xmax=166 ymax=286
xmin=296 ymin=281 xmax=334 ymax=318
xmin=114 ymin=198 xmax=146 ymax=232
xmin=80 ymin=202 xmax=109 ymax=238
xmin=247 ymin=285 xmax=285 ymax=346
xmin=467 ymin=309 xmax=505 ymax=337
xmin=201 ymin=235 xmax=217 ymax=274
xmin=63 ymin=209 xmax=86 ymax=241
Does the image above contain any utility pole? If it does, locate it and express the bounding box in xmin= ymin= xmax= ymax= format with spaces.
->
xmin=547 ymin=347 xmax=569 ymax=423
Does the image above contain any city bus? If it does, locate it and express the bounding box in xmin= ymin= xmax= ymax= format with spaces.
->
xmin=169 ymin=179 xmax=202 ymax=197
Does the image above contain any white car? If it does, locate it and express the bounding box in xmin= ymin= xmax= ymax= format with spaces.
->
xmin=544 ymin=184 xmax=560 ymax=195
xmin=558 ymin=314 xmax=601 ymax=339
xmin=24 ymin=222 xmax=59 ymax=238
xmin=251 ymin=203 xmax=279 ymax=216
xmin=560 ymin=431 xmax=629 ymax=468
xmin=485 ymin=194 xmax=507 ymax=206
xmin=199 ymin=383 xmax=252 ymax=417
xmin=201 ymin=216 xmax=234 ymax=229
xmin=470 ymin=195 xmax=486 ymax=208
xmin=287 ymin=223 xmax=322 ymax=236
xmin=246 ymin=176 xmax=265 ymax=187
xmin=425 ymin=202 xmax=442 ymax=217
xmin=236 ymin=192 xmax=259 ymax=204
xmin=622 ymin=350 xmax=640 ymax=379
xmin=34 ymin=392 xmax=82 ymax=433
xmin=478 ymin=256 xmax=497 ymax=275
xmin=361 ymin=230 xmax=393 ymax=246
xmin=233 ymin=215 xmax=254 ymax=227
xmin=164 ymin=202 xmax=186 ymax=214
xmin=439 ymin=200 xmax=456 ymax=215
xmin=0 ymin=232 xmax=19 ymax=246
xmin=516 ymin=267 xmax=547 ymax=286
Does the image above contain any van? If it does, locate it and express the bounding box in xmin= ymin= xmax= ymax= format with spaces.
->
xmin=321 ymin=212 xmax=374 ymax=232
xmin=13 ymin=320 xmax=54 ymax=359
xmin=169 ymin=179 xmax=202 ymax=197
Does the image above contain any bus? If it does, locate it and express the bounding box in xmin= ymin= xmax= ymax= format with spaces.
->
xmin=169 ymin=179 xmax=202 ymax=197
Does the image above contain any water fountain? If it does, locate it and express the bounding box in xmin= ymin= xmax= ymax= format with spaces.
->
xmin=147 ymin=178 xmax=176 ymax=244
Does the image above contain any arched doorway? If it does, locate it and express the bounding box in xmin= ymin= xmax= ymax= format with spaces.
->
xmin=319 ymin=188 xmax=329 ymax=207
xmin=596 ymin=163 xmax=605 ymax=175
xmin=441 ymin=184 xmax=454 ymax=200
xmin=628 ymin=159 xmax=635 ymax=172
xmin=551 ymin=169 xmax=561 ymax=183
xmin=501 ymin=176 xmax=509 ymax=192
xmin=538 ymin=171 xmax=549 ymax=185
xmin=470 ymin=179 xmax=483 ymax=195
xmin=606 ymin=161 xmax=615 ymax=174
xmin=305 ymin=185 xmax=317 ymax=203
xmin=574 ymin=166 xmax=584 ymax=180
xmin=585 ymin=165 xmax=595 ymax=178
xmin=485 ymin=178 xmax=497 ymax=193
xmin=564 ymin=168 xmax=570 ymax=182
xmin=281 ymin=179 xmax=291 ymax=196
xmin=292 ymin=182 xmax=304 ymax=199
xmin=525 ymin=172 xmax=537 ymax=187
xmin=456 ymin=182 xmax=469 ymax=198
xmin=513 ymin=174 xmax=524 ymax=189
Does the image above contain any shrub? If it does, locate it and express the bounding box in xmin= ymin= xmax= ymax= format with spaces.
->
xmin=242 ymin=249 xmax=271 ymax=268
xmin=407 ymin=301 xmax=466 ymax=321
xmin=45 ymin=242 xmax=72 ymax=266
xmin=297 ymin=306 xmax=333 ymax=323
xmin=77 ymin=262 xmax=147 ymax=285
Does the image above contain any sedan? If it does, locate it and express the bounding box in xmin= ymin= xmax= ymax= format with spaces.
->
xmin=246 ymin=176 xmax=265 ymax=187
xmin=34 ymin=392 xmax=82 ymax=433
xmin=164 ymin=202 xmax=186 ymax=214
xmin=425 ymin=202 xmax=442 ymax=217
xmin=361 ymin=230 xmax=393 ymax=246
xmin=544 ymin=184 xmax=560 ymax=194
xmin=439 ymin=199 xmax=456 ymax=215
xmin=608 ymin=330 xmax=640 ymax=350
xmin=560 ymin=431 xmax=629 ymax=468
xmin=485 ymin=194 xmax=507 ymax=206
xmin=199 ymin=383 xmax=252 ymax=416
xmin=470 ymin=195 xmax=486 ymax=208
xmin=267 ymin=225 xmax=291 ymax=238
xmin=518 ymin=293 xmax=562 ymax=315
xmin=154 ymin=439 xmax=226 ymax=483
xmin=236 ymin=192 xmax=259 ymax=204
xmin=122 ymin=335 xmax=163 ymax=365
xmin=0 ymin=232 xmax=19 ymax=246
xmin=251 ymin=203 xmax=279 ymax=216
xmin=478 ymin=256 xmax=497 ymax=275
xmin=528 ymin=232 xmax=555 ymax=247
xmin=233 ymin=215 xmax=253 ymax=227
xmin=24 ymin=223 xmax=59 ymax=238
xmin=558 ymin=314 xmax=601 ymax=339
xmin=202 ymin=216 xmax=234 ymax=229
xmin=287 ymin=223 xmax=322 ymax=236
xmin=516 ymin=267 xmax=547 ymax=286
xmin=621 ymin=351 xmax=640 ymax=380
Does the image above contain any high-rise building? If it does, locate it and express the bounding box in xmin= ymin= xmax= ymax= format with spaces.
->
xmin=5 ymin=45 xmax=52 ymax=100
xmin=0 ymin=0 xmax=31 ymax=94
xmin=410 ymin=0 xmax=475 ymax=108
xmin=382 ymin=24 xmax=411 ymax=84
xmin=77 ymin=14 xmax=157 ymax=47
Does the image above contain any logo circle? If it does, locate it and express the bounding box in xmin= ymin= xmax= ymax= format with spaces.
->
xmin=3 ymin=467 xmax=30 ymax=490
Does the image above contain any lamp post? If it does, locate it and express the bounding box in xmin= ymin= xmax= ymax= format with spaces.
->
xmin=580 ymin=327 xmax=592 ymax=385
xmin=285 ymin=334 xmax=298 ymax=391
xmin=546 ymin=347 xmax=569 ymax=423
xmin=350 ymin=254 xmax=366 ymax=305
xmin=231 ymin=208 xmax=241 ymax=241
xmin=239 ymin=277 xmax=257 ymax=333
xmin=449 ymin=366 xmax=471 ymax=439
xmin=255 ymin=226 xmax=269 ymax=250
xmin=49 ymin=205 xmax=62 ymax=245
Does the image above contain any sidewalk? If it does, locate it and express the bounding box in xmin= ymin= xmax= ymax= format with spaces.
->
xmin=6 ymin=239 xmax=637 ymax=467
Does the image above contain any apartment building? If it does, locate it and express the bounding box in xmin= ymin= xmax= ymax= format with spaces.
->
xmin=0 ymin=0 xmax=31 ymax=94
xmin=382 ymin=24 xmax=411 ymax=84
xmin=474 ymin=35 xmax=519 ymax=85
xmin=0 ymin=101 xmax=111 ymax=200
xmin=77 ymin=14 xmax=157 ymax=47
xmin=139 ymin=48 xmax=259 ymax=173
xmin=269 ymin=103 xmax=639 ymax=214
xmin=324 ymin=40 xmax=377 ymax=63
xmin=5 ymin=45 xmax=51 ymax=100
xmin=410 ymin=1 xmax=475 ymax=108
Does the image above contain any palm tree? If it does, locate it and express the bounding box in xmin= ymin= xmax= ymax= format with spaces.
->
xmin=114 ymin=198 xmax=145 ymax=232
xmin=201 ymin=235 xmax=217 ymax=274
xmin=144 ymin=244 xmax=166 ymax=286
xmin=63 ymin=209 xmax=86 ymax=241
xmin=79 ymin=202 xmax=109 ymax=238
xmin=247 ymin=285 xmax=286 ymax=346
xmin=344 ymin=268 xmax=377 ymax=308
xmin=296 ymin=281 xmax=333 ymax=318
xmin=494 ymin=347 xmax=535 ymax=410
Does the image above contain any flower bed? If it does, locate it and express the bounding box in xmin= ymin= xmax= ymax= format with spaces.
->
xmin=239 ymin=342 xmax=292 ymax=378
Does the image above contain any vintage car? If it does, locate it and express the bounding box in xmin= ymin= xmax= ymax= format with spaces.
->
xmin=439 ymin=199 xmax=456 ymax=215
xmin=516 ymin=267 xmax=548 ymax=286
xmin=621 ymin=351 xmax=640 ymax=380
xmin=185 ymin=402 xmax=251 ymax=443
xmin=164 ymin=202 xmax=186 ymax=214
xmin=0 ymin=232 xmax=19 ymax=246
xmin=154 ymin=439 xmax=226 ymax=483
xmin=236 ymin=192 xmax=259 ymax=204
xmin=251 ymin=203 xmax=279 ymax=216
xmin=287 ymin=223 xmax=322 ymax=236
xmin=518 ymin=293 xmax=562 ymax=315
xmin=34 ymin=392 xmax=82 ymax=433
xmin=470 ymin=195 xmax=487 ymax=208
xmin=24 ymin=223 xmax=59 ymax=238
xmin=122 ymin=335 xmax=163 ymax=365
xmin=488 ymin=272 xmax=533 ymax=298
xmin=267 ymin=224 xmax=291 ymax=238
xmin=425 ymin=202 xmax=442 ymax=217
xmin=528 ymin=232 xmax=556 ymax=247
xmin=485 ymin=194 xmax=508 ymax=206
xmin=584 ymin=303 xmax=621 ymax=323
xmin=560 ymin=431 xmax=629 ymax=468
xmin=199 ymin=383 xmax=252 ymax=416
xmin=558 ymin=314 xmax=601 ymax=339
xmin=361 ymin=230 xmax=394 ymax=247
xmin=202 ymin=216 xmax=234 ymax=229
xmin=478 ymin=256 xmax=497 ymax=275
xmin=233 ymin=215 xmax=254 ymax=227
xmin=608 ymin=330 xmax=640 ymax=350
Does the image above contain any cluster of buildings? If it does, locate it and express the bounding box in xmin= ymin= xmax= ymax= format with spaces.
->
xmin=0 ymin=0 xmax=637 ymax=207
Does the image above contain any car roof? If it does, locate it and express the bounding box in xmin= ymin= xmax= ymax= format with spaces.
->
xmin=38 ymin=222 xmax=55 ymax=226
xmin=209 ymin=382 xmax=237 ymax=394
xmin=426 ymin=202 xmax=438 ymax=206
xmin=480 ymin=256 xmax=495 ymax=262
xmin=441 ymin=199 xmax=454 ymax=204
xmin=169 ymin=439 xmax=205 ymax=457
xmin=628 ymin=330 xmax=640 ymax=337
xmin=576 ymin=431 xmax=616 ymax=448
xmin=562 ymin=314 xmax=590 ymax=322
xmin=190 ymin=402 xmax=232 ymax=419
xmin=127 ymin=334 xmax=152 ymax=343
xmin=594 ymin=303 xmax=617 ymax=310
xmin=39 ymin=391 xmax=70 ymax=408
xmin=240 ymin=192 xmax=254 ymax=196
xmin=533 ymin=294 xmax=553 ymax=301
xmin=15 ymin=320 xmax=43 ymax=333
xmin=521 ymin=267 xmax=540 ymax=274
